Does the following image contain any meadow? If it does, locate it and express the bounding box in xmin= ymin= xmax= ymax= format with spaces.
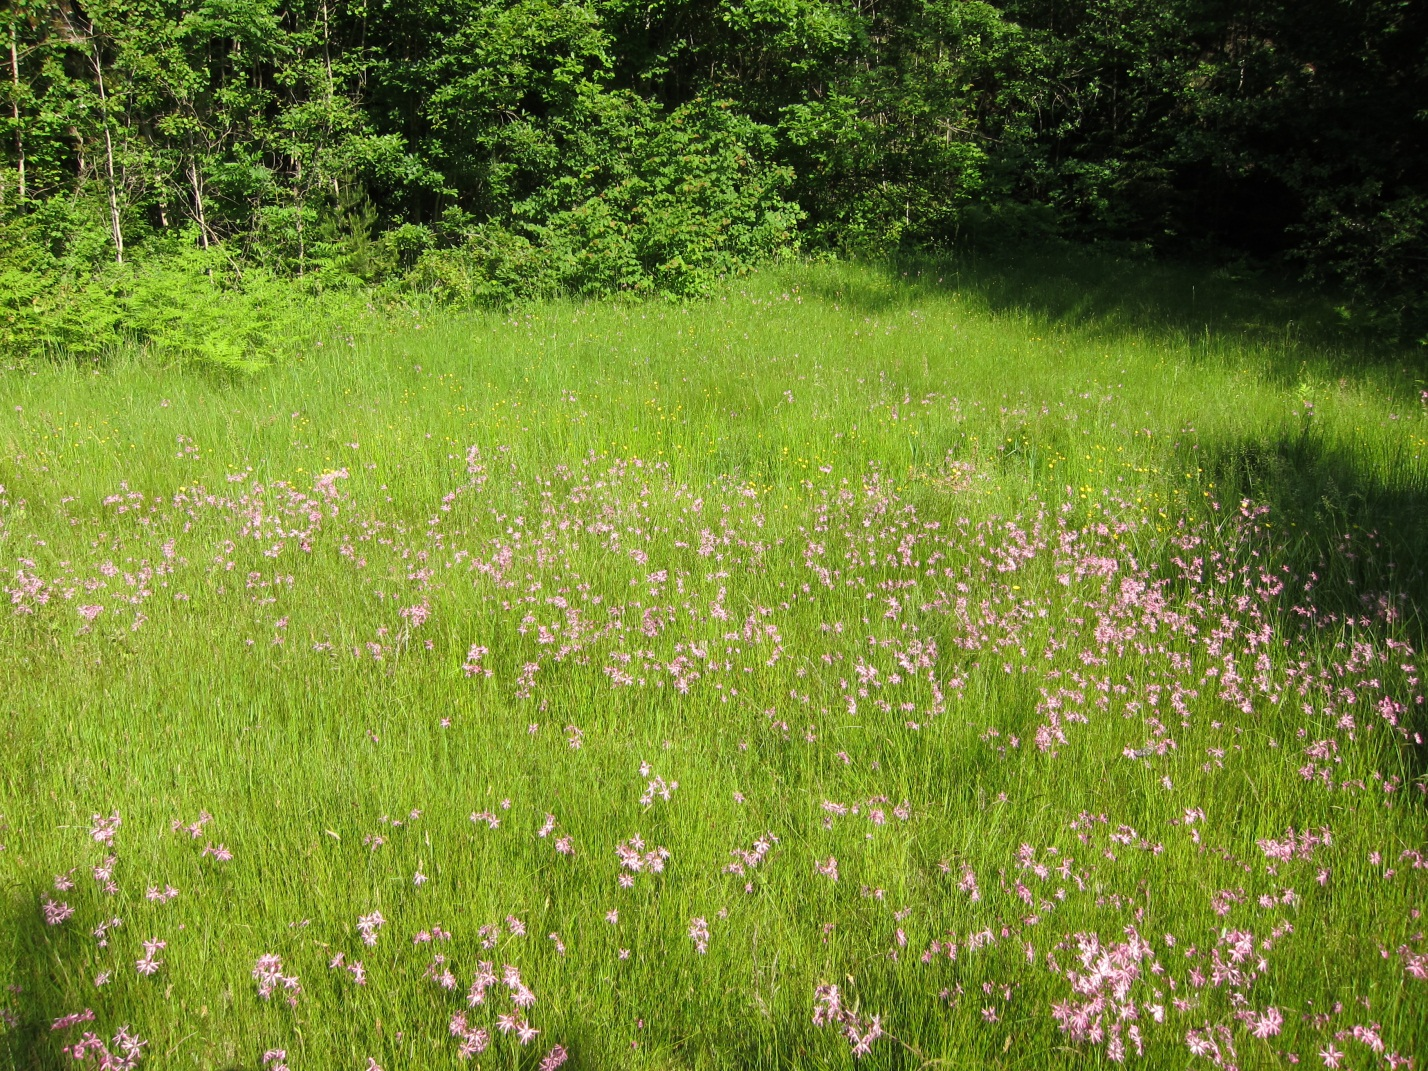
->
xmin=1 ymin=253 xmax=1425 ymax=1070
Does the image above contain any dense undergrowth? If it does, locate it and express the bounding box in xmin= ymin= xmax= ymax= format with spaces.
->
xmin=5 ymin=0 xmax=1427 ymax=347
xmin=0 ymin=239 xmax=1414 ymax=377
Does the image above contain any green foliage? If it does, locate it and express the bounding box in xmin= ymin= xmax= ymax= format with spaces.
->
xmin=1 ymin=0 xmax=1424 ymax=348
xmin=410 ymin=97 xmax=801 ymax=301
xmin=0 ymin=225 xmax=374 ymax=370
xmin=997 ymin=0 xmax=1428 ymax=334
xmin=777 ymin=0 xmax=1040 ymax=249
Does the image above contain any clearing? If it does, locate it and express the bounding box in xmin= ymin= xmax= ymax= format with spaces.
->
xmin=1 ymin=256 xmax=1425 ymax=1069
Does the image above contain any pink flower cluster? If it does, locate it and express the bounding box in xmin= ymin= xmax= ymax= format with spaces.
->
xmin=812 ymin=984 xmax=886 ymax=1058
xmin=252 ymin=954 xmax=300 ymax=1005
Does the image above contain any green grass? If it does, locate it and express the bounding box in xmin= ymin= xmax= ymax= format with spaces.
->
xmin=1 ymin=253 xmax=1425 ymax=1069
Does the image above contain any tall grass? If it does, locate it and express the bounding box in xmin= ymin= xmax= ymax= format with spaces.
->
xmin=1 ymin=256 xmax=1424 ymax=1069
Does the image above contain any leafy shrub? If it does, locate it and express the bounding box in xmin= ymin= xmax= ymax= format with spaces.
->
xmin=0 ymin=240 xmax=374 ymax=371
xmin=408 ymin=98 xmax=802 ymax=304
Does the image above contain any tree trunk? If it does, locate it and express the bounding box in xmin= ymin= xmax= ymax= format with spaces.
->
xmin=321 ymin=0 xmax=333 ymax=96
xmin=8 ymin=23 xmax=23 ymax=201
xmin=188 ymin=156 xmax=210 ymax=249
xmin=294 ymin=156 xmax=305 ymax=276
xmin=91 ymin=44 xmax=123 ymax=262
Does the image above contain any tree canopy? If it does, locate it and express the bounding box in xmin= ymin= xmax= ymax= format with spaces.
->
xmin=2 ymin=0 xmax=1424 ymax=330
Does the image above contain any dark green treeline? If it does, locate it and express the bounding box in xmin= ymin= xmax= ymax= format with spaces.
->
xmin=2 ymin=1 xmax=1424 ymax=326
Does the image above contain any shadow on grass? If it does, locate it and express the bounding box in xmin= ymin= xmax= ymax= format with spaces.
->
xmin=1195 ymin=427 xmax=1428 ymax=792
xmin=2 ymin=893 xmax=251 ymax=1071
xmin=802 ymin=244 xmax=1426 ymax=389
xmin=2 ymin=888 xmax=70 ymax=1071
xmin=1201 ymin=429 xmax=1428 ymax=628
xmin=809 ymin=242 xmax=1427 ymax=783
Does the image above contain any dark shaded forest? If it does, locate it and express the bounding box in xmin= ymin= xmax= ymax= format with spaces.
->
xmin=3 ymin=0 xmax=1425 ymax=355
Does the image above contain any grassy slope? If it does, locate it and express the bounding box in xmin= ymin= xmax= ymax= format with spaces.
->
xmin=1 ymin=254 xmax=1425 ymax=1069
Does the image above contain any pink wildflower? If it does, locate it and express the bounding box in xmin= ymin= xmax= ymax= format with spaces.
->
xmin=135 ymin=938 xmax=166 ymax=976
xmin=90 ymin=812 xmax=121 ymax=845
xmin=357 ymin=910 xmax=386 ymax=946
xmin=689 ymin=916 xmax=710 ymax=953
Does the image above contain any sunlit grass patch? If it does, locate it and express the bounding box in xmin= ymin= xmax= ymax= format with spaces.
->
xmin=1 ymin=259 xmax=1424 ymax=1069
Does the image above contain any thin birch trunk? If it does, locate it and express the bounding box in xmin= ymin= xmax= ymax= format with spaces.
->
xmin=294 ymin=156 xmax=305 ymax=276
xmin=91 ymin=43 xmax=123 ymax=262
xmin=9 ymin=23 xmax=23 ymax=201
xmin=189 ymin=156 xmax=210 ymax=249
